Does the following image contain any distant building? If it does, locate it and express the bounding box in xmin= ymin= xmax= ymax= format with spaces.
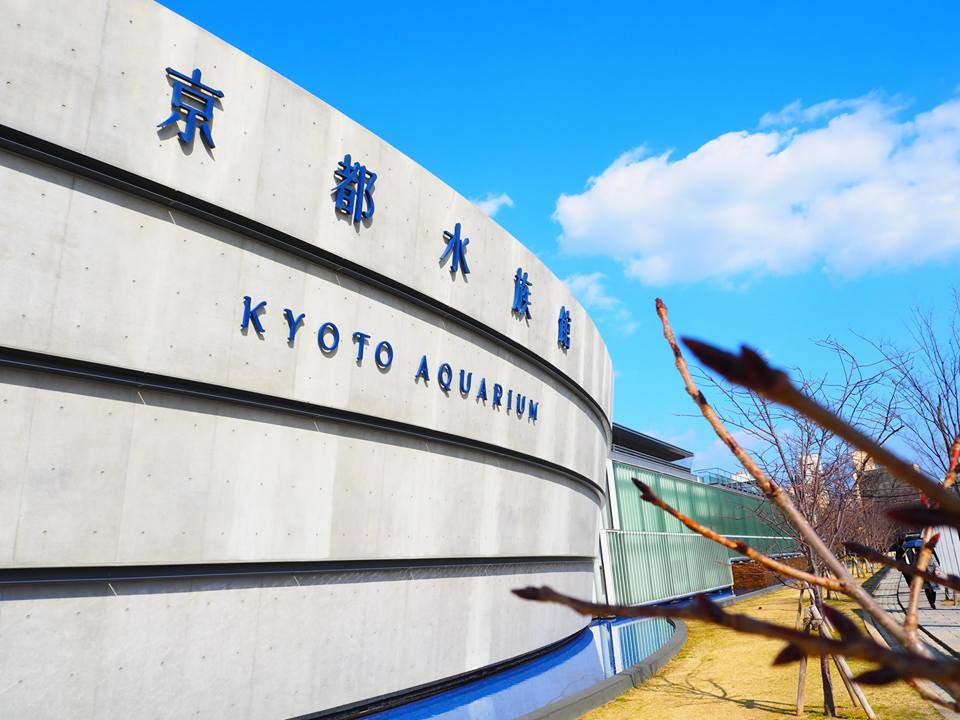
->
xmin=696 ymin=467 xmax=762 ymax=495
xmin=853 ymin=452 xmax=922 ymax=506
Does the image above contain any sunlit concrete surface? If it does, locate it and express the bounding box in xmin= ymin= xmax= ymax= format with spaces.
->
xmin=0 ymin=1 xmax=613 ymax=717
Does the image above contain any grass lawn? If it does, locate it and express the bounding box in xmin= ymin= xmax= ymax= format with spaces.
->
xmin=581 ymin=584 xmax=940 ymax=720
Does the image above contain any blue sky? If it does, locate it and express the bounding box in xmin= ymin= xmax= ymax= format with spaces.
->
xmin=159 ymin=1 xmax=960 ymax=469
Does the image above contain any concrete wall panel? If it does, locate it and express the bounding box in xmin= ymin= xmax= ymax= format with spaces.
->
xmin=0 ymin=154 xmax=608 ymax=484
xmin=0 ymin=565 xmax=591 ymax=720
xmin=0 ymin=0 xmax=614 ymax=418
xmin=0 ymin=0 xmax=614 ymax=712
xmin=0 ymin=369 xmax=599 ymax=567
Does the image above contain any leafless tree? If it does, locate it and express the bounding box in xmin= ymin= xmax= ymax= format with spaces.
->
xmin=705 ymin=339 xmax=903 ymax=553
xmin=515 ymin=299 xmax=960 ymax=717
xmin=870 ymin=292 xmax=960 ymax=479
xmin=700 ymin=340 xmax=902 ymax=713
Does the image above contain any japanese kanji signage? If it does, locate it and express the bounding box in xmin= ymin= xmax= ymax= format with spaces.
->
xmin=158 ymin=67 xmax=223 ymax=148
xmin=157 ymin=64 xmax=575 ymax=388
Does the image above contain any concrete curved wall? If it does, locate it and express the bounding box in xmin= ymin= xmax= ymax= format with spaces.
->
xmin=0 ymin=1 xmax=614 ymax=718
xmin=0 ymin=0 xmax=613 ymax=417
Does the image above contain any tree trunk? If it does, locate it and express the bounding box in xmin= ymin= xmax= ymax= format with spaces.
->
xmin=819 ymin=651 xmax=837 ymax=716
xmin=811 ymin=573 xmax=837 ymax=716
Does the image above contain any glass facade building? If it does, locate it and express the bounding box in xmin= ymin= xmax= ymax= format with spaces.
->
xmin=600 ymin=425 xmax=797 ymax=605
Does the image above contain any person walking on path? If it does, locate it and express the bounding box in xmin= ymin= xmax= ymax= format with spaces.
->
xmin=897 ymin=536 xmax=941 ymax=609
xmin=925 ymin=549 xmax=940 ymax=609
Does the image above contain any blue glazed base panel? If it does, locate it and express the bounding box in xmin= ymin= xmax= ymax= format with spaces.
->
xmin=370 ymin=587 xmax=734 ymax=720
xmin=371 ymin=617 xmax=673 ymax=720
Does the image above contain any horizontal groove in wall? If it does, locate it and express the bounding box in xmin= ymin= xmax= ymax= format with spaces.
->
xmin=0 ymin=555 xmax=595 ymax=587
xmin=0 ymin=123 xmax=611 ymax=440
xmin=0 ymin=346 xmax=604 ymax=499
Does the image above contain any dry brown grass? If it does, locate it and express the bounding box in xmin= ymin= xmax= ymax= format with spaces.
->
xmin=581 ymin=586 xmax=940 ymax=720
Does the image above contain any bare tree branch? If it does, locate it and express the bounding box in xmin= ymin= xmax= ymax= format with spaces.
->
xmin=513 ymin=297 xmax=960 ymax=710
xmin=906 ymin=679 xmax=960 ymax=713
xmin=843 ymin=541 xmax=960 ymax=593
xmin=682 ymin=337 xmax=960 ymax=515
xmin=634 ymin=478 xmax=843 ymax=592
xmin=654 ymin=298 xmax=922 ymax=649
xmin=904 ymin=532 xmax=939 ymax=649
xmin=512 ymin=586 xmax=958 ymax=686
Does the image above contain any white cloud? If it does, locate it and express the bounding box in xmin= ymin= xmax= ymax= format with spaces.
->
xmin=758 ymin=96 xmax=875 ymax=128
xmin=555 ymin=95 xmax=960 ymax=285
xmin=619 ymin=313 xmax=639 ymax=336
xmin=564 ymin=272 xmax=620 ymax=308
xmin=690 ymin=435 xmax=748 ymax=474
xmin=473 ymin=192 xmax=514 ymax=217
xmin=563 ymin=272 xmax=639 ymax=335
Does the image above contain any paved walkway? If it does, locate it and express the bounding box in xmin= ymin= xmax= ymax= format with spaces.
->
xmin=871 ymin=567 xmax=960 ymax=657
xmin=868 ymin=568 xmax=960 ymax=719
